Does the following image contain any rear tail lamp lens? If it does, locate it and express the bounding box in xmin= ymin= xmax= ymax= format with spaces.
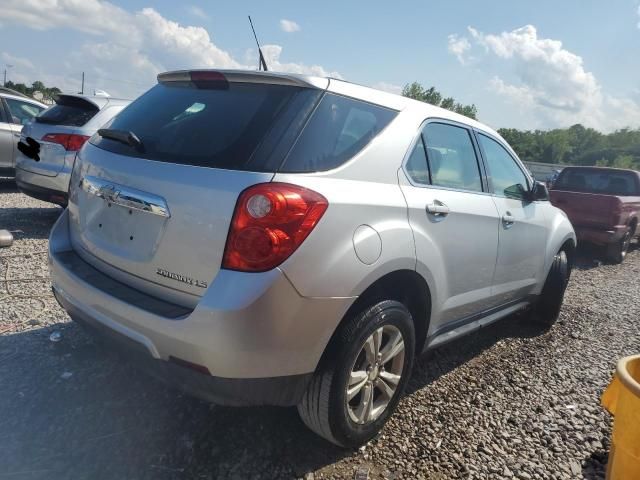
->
xmin=222 ymin=183 xmax=328 ymax=272
xmin=42 ymin=133 xmax=90 ymax=151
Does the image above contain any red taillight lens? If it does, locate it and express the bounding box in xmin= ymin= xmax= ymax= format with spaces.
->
xmin=42 ymin=133 xmax=90 ymax=151
xmin=222 ymin=183 xmax=328 ymax=272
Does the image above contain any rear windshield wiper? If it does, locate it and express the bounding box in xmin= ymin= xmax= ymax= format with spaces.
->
xmin=97 ymin=128 xmax=144 ymax=152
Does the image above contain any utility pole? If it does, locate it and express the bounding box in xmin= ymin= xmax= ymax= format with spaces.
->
xmin=81 ymin=72 xmax=84 ymax=94
xmin=3 ymin=64 xmax=13 ymax=87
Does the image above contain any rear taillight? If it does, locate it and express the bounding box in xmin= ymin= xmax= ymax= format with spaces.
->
xmin=42 ymin=133 xmax=90 ymax=151
xmin=612 ymin=200 xmax=623 ymax=226
xmin=222 ymin=183 xmax=328 ymax=272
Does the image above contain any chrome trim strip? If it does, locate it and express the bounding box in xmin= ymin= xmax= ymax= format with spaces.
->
xmin=80 ymin=175 xmax=170 ymax=218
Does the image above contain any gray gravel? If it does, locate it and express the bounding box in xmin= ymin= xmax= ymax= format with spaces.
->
xmin=1 ymin=178 xmax=639 ymax=479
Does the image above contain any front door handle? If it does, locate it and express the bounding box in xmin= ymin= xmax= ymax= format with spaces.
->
xmin=426 ymin=201 xmax=450 ymax=217
xmin=502 ymin=212 xmax=515 ymax=228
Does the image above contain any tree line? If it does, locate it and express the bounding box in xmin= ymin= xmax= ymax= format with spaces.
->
xmin=498 ymin=125 xmax=640 ymax=169
xmin=4 ymin=80 xmax=61 ymax=103
xmin=402 ymin=81 xmax=640 ymax=170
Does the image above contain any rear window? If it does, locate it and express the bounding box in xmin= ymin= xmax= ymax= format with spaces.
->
xmin=279 ymin=93 xmax=396 ymax=172
xmin=91 ymin=83 xmax=321 ymax=171
xmin=91 ymin=84 xmax=396 ymax=173
xmin=554 ymin=169 xmax=640 ymax=196
xmin=36 ymin=96 xmax=99 ymax=126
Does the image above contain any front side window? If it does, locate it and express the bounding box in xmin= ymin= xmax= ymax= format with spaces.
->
xmin=422 ymin=122 xmax=483 ymax=192
xmin=478 ymin=134 xmax=529 ymax=199
xmin=5 ymin=98 xmax=45 ymax=125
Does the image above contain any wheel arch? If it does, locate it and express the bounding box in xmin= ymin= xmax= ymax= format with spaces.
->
xmin=559 ymin=237 xmax=577 ymax=270
xmin=628 ymin=215 xmax=638 ymax=236
xmin=319 ymin=269 xmax=432 ymax=365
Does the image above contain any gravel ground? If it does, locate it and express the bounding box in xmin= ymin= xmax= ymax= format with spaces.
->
xmin=1 ymin=178 xmax=639 ymax=480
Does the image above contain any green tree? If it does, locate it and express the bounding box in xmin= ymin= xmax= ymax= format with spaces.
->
xmin=4 ymin=79 xmax=62 ymax=103
xmin=499 ymin=124 xmax=640 ymax=168
xmin=402 ymin=82 xmax=477 ymax=120
xmin=31 ymin=80 xmax=45 ymax=93
xmin=597 ymin=154 xmax=638 ymax=169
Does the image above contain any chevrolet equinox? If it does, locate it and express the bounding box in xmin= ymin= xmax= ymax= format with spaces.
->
xmin=49 ymin=70 xmax=576 ymax=447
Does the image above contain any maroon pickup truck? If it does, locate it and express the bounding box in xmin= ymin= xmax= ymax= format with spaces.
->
xmin=550 ymin=166 xmax=640 ymax=263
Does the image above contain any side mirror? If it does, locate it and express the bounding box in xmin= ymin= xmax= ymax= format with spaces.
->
xmin=529 ymin=181 xmax=549 ymax=202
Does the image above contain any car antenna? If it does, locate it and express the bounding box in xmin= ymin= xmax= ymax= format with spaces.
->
xmin=248 ymin=15 xmax=268 ymax=71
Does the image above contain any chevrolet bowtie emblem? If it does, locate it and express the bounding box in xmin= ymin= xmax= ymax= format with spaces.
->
xmin=97 ymin=183 xmax=119 ymax=203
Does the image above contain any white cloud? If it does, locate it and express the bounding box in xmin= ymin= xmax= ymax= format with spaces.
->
xmin=279 ymin=19 xmax=301 ymax=33
xmin=187 ymin=5 xmax=209 ymax=20
xmin=447 ymin=34 xmax=471 ymax=64
xmin=448 ymin=24 xmax=640 ymax=131
xmin=371 ymin=81 xmax=403 ymax=95
xmin=637 ymin=4 xmax=640 ymax=28
xmin=0 ymin=0 xmax=136 ymax=36
xmin=0 ymin=1 xmax=337 ymax=98
xmin=260 ymin=45 xmax=340 ymax=78
xmin=2 ymin=52 xmax=35 ymax=70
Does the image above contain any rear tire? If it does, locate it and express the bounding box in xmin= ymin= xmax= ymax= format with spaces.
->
xmin=532 ymin=250 xmax=570 ymax=328
xmin=297 ymin=300 xmax=415 ymax=447
xmin=606 ymin=227 xmax=632 ymax=264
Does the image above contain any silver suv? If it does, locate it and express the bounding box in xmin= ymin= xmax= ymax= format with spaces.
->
xmin=49 ymin=70 xmax=576 ymax=447
xmin=0 ymin=88 xmax=47 ymax=176
xmin=16 ymin=94 xmax=130 ymax=205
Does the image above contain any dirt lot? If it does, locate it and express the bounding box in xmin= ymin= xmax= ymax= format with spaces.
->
xmin=1 ymin=179 xmax=639 ymax=480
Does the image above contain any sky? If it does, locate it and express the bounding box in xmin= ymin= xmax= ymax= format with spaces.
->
xmin=0 ymin=0 xmax=639 ymax=132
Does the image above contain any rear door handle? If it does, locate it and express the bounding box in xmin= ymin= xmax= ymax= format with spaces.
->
xmin=426 ymin=202 xmax=450 ymax=217
xmin=502 ymin=212 xmax=515 ymax=228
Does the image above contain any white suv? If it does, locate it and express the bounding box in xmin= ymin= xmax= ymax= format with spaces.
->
xmin=49 ymin=70 xmax=576 ymax=447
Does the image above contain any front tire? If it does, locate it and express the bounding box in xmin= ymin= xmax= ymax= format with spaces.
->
xmin=532 ymin=250 xmax=570 ymax=328
xmin=297 ymin=300 xmax=415 ymax=447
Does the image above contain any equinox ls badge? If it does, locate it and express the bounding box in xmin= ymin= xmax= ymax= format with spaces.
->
xmin=156 ymin=268 xmax=208 ymax=288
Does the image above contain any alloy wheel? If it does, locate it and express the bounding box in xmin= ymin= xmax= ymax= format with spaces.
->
xmin=346 ymin=325 xmax=405 ymax=425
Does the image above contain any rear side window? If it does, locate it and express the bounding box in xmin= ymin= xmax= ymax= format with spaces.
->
xmin=279 ymin=93 xmax=396 ymax=172
xmin=405 ymin=136 xmax=430 ymax=185
xmin=5 ymin=98 xmax=45 ymax=125
xmin=36 ymin=96 xmax=99 ymax=126
xmin=554 ymin=169 xmax=640 ymax=195
xmin=422 ymin=123 xmax=483 ymax=192
xmin=91 ymin=83 xmax=320 ymax=171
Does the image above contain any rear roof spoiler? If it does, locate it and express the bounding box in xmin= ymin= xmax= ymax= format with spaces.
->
xmin=54 ymin=94 xmax=108 ymax=110
xmin=157 ymin=69 xmax=329 ymax=90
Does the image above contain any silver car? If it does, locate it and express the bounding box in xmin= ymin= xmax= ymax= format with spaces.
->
xmin=0 ymin=88 xmax=47 ymax=176
xmin=49 ymin=70 xmax=576 ymax=447
xmin=15 ymin=94 xmax=130 ymax=205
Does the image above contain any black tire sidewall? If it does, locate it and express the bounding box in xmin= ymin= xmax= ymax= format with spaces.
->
xmin=608 ymin=229 xmax=631 ymax=264
xmin=327 ymin=300 xmax=415 ymax=448
xmin=535 ymin=250 xmax=569 ymax=326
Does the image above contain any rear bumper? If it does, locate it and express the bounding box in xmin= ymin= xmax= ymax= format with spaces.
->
xmin=0 ymin=167 xmax=15 ymax=177
xmin=15 ymin=166 xmax=70 ymax=205
xmin=575 ymin=225 xmax=628 ymax=246
xmin=54 ymin=288 xmax=311 ymax=406
xmin=49 ymin=210 xmax=353 ymax=405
